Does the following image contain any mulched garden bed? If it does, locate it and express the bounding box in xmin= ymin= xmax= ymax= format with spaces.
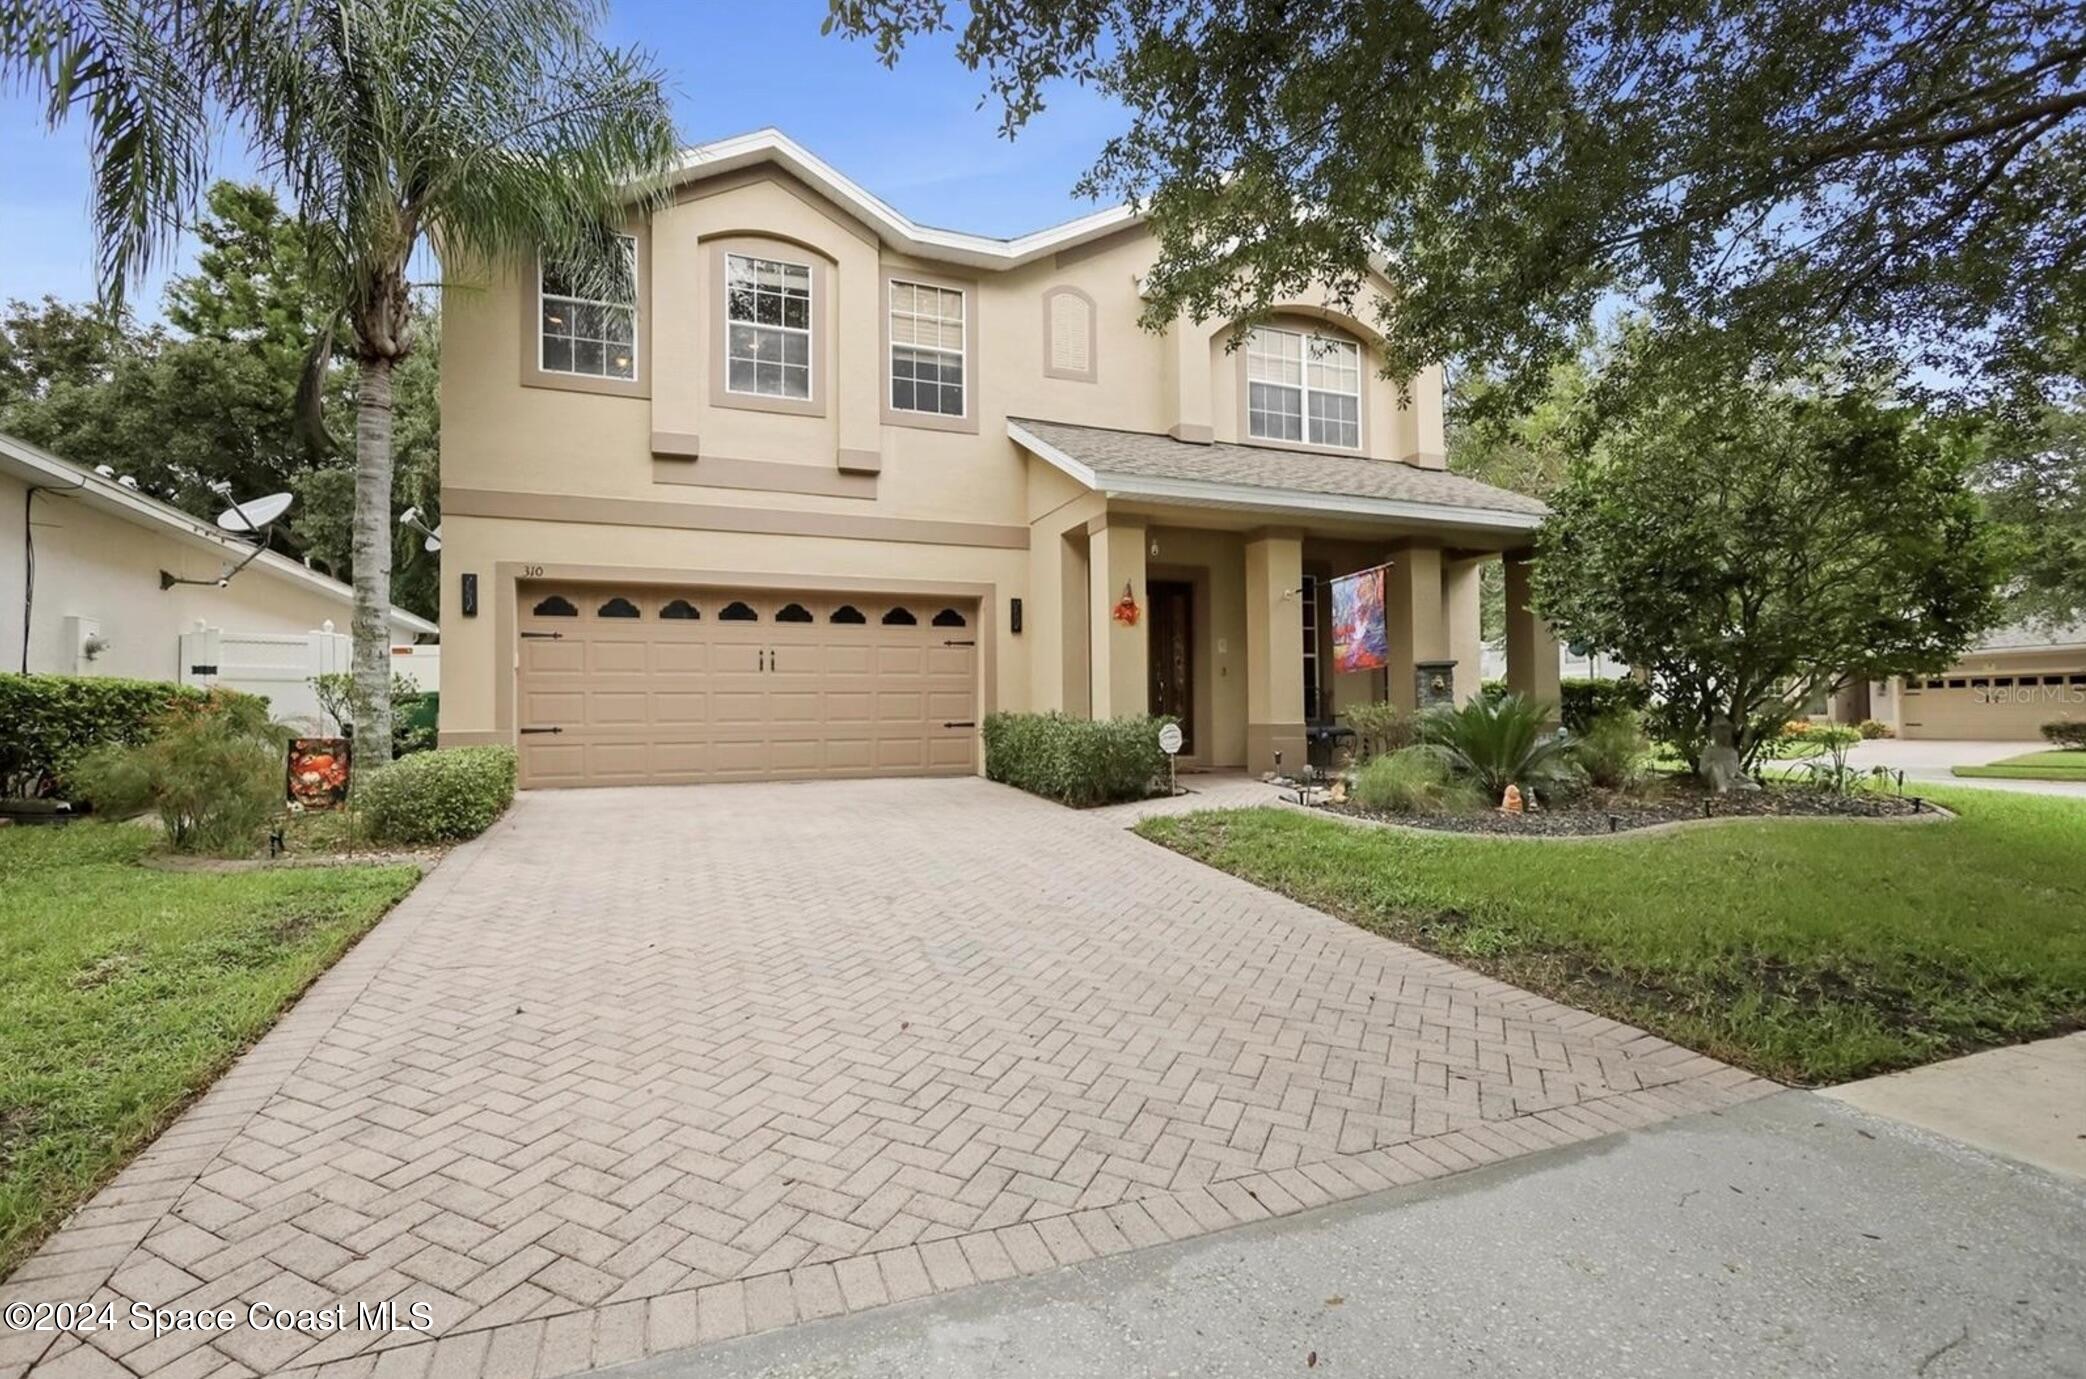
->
xmin=1319 ymin=781 xmax=1940 ymax=836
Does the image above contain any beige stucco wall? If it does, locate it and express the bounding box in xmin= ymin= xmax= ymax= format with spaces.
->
xmin=1 ymin=472 xmax=396 ymax=681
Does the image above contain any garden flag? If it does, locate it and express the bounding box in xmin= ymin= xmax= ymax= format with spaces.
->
xmin=1331 ymin=567 xmax=1389 ymax=673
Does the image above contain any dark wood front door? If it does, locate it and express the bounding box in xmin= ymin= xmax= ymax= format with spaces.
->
xmin=1148 ymin=580 xmax=1194 ymax=754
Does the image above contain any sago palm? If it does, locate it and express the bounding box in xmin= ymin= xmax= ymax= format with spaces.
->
xmin=1419 ymin=692 xmax=1577 ymax=803
xmin=5 ymin=0 xmax=680 ymax=761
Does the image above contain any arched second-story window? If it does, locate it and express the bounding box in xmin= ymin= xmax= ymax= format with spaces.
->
xmin=1245 ymin=324 xmax=1360 ymax=449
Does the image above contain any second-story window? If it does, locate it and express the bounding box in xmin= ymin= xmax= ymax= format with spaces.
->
xmin=724 ymin=253 xmax=812 ymax=399
xmin=1246 ymin=325 xmax=1360 ymax=449
xmin=540 ymin=235 xmax=637 ymax=380
xmin=889 ymin=280 xmax=965 ymax=417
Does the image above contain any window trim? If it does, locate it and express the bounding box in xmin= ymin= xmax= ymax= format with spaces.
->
xmin=521 ymin=229 xmax=650 ymax=399
xmin=880 ymin=268 xmax=980 ymax=434
xmin=706 ymin=236 xmax=828 ymax=418
xmin=722 ymin=251 xmax=813 ymax=403
xmin=1234 ymin=318 xmax=1368 ymax=456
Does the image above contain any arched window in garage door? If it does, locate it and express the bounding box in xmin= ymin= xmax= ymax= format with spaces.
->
xmin=719 ymin=600 xmax=759 ymax=621
xmin=931 ymin=607 xmax=967 ymax=627
xmin=660 ymin=599 xmax=700 ymax=620
xmin=881 ymin=606 xmax=917 ymax=626
xmin=830 ymin=604 xmax=866 ymax=624
xmin=776 ymin=602 xmax=814 ymax=623
xmin=531 ymin=594 xmax=578 ymax=617
xmin=598 ymin=596 xmax=640 ymax=618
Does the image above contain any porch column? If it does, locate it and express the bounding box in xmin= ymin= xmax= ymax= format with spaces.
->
xmin=1503 ymin=550 xmax=1561 ymax=713
xmin=1387 ymin=545 xmax=1448 ymax=712
xmin=1088 ymin=516 xmax=1148 ymax=719
xmin=1245 ymin=529 xmax=1306 ymax=773
xmin=1443 ymin=556 xmax=1485 ymax=706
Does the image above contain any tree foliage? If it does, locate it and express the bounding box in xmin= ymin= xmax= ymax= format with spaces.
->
xmin=828 ymin=0 xmax=2086 ymax=404
xmin=1977 ymin=401 xmax=2086 ymax=630
xmin=1529 ymin=354 xmax=2011 ymax=767
xmin=0 ymin=184 xmax=438 ymax=618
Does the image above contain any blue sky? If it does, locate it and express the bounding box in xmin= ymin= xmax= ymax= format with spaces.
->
xmin=0 ymin=0 xmax=1125 ymax=316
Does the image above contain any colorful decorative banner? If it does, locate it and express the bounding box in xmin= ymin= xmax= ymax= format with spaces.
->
xmin=1331 ymin=567 xmax=1389 ymax=673
xmin=286 ymin=738 xmax=351 ymax=810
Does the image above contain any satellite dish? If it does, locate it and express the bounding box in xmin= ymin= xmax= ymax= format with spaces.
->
xmin=423 ymin=523 xmax=443 ymax=554
xmin=216 ymin=492 xmax=294 ymax=533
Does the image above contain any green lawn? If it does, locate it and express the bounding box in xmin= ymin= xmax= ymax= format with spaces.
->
xmin=1954 ymin=749 xmax=2086 ymax=780
xmin=1136 ymin=787 xmax=2086 ymax=1086
xmin=0 ymin=823 xmax=418 ymax=1278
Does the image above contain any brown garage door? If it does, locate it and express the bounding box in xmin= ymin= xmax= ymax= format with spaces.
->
xmin=516 ymin=584 xmax=979 ymax=788
xmin=1900 ymin=668 xmax=2086 ymax=740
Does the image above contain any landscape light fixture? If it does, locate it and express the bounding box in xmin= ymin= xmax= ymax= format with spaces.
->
xmin=160 ymin=490 xmax=294 ymax=590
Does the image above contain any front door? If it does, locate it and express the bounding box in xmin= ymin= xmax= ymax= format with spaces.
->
xmin=1147 ymin=580 xmax=1194 ymax=754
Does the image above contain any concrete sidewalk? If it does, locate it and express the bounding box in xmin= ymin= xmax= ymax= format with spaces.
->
xmin=611 ymin=1091 xmax=2086 ymax=1379
xmin=1824 ymin=1032 xmax=2086 ymax=1181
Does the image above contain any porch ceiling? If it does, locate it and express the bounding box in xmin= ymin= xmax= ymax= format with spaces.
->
xmin=1009 ymin=417 xmax=1548 ymax=539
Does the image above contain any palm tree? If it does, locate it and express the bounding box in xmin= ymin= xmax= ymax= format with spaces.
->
xmin=5 ymin=0 xmax=679 ymax=761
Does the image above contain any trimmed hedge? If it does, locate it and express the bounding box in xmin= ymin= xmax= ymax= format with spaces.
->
xmin=0 ymin=674 xmax=212 ymax=798
xmin=2043 ymin=720 xmax=2086 ymax=749
xmin=1559 ymin=677 xmax=1651 ymax=734
xmin=1478 ymin=676 xmax=1647 ymax=733
xmin=356 ymin=746 xmax=518 ymax=845
xmin=982 ymin=712 xmax=1172 ymax=807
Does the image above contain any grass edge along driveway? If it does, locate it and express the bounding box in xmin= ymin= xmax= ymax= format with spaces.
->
xmin=0 ymin=823 xmax=420 ymax=1280
xmin=1135 ymin=787 xmax=2086 ymax=1087
xmin=1955 ymin=748 xmax=2086 ymax=781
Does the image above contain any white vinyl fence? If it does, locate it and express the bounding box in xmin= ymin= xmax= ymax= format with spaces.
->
xmin=178 ymin=621 xmax=351 ymax=732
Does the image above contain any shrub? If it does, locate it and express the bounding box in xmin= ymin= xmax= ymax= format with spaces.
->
xmin=1349 ymin=748 xmax=1483 ymax=814
xmin=1797 ymin=724 xmax=1866 ymax=794
xmin=69 ymin=691 xmax=287 ymax=854
xmin=1856 ymin=719 xmax=1895 ymax=740
xmin=1571 ymin=710 xmax=1651 ymax=791
xmin=1558 ymin=677 xmax=1652 ymax=735
xmin=312 ymin=671 xmax=435 ymax=756
xmin=1419 ymin=692 xmax=1578 ymax=803
xmin=0 ymin=673 xmax=212 ymax=798
xmin=2041 ymin=721 xmax=2086 ymax=749
xmin=355 ymin=746 xmax=517 ymax=845
xmin=982 ymin=712 xmax=1170 ymax=807
xmin=1341 ymin=700 xmax=1417 ymax=760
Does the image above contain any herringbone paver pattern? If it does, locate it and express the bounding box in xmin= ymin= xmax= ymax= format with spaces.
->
xmin=4 ymin=779 xmax=1775 ymax=1378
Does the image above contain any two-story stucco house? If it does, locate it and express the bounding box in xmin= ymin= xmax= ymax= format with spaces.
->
xmin=437 ymin=130 xmax=1559 ymax=788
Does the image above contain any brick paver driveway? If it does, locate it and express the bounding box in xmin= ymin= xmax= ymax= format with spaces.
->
xmin=6 ymin=779 xmax=1774 ymax=1379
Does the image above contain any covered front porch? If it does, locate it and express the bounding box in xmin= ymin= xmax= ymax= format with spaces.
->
xmin=1009 ymin=419 xmax=1568 ymax=767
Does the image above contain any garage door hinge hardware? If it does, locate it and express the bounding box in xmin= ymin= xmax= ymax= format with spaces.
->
xmin=943 ymin=638 xmax=975 ymax=647
xmin=519 ymin=726 xmax=563 ymax=735
xmin=519 ymin=631 xmax=563 ymax=640
xmin=945 ymin=720 xmax=976 ymax=729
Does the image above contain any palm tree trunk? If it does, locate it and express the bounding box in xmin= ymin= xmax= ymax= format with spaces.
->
xmin=351 ymin=352 xmax=396 ymax=767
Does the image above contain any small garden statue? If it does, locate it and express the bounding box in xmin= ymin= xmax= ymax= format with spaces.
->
xmin=1700 ymin=716 xmax=1762 ymax=794
xmin=1501 ymin=783 xmax=1524 ymax=814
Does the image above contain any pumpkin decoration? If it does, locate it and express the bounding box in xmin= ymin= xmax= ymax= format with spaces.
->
xmin=1111 ymin=582 xmax=1140 ymax=626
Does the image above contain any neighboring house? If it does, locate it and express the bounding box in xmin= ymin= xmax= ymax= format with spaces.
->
xmin=1838 ymin=622 xmax=2086 ymax=741
xmin=1 ymin=433 xmax=436 ymax=693
xmin=438 ymin=129 xmax=1557 ymax=789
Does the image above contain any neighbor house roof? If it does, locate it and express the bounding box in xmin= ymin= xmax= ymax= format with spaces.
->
xmin=1007 ymin=418 xmax=1549 ymax=531
xmin=1972 ymin=619 xmax=2086 ymax=654
xmin=661 ymin=129 xmax=1141 ymax=271
xmin=0 ymin=432 xmax=438 ymax=637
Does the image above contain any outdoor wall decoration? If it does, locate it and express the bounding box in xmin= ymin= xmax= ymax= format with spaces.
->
xmin=287 ymin=738 xmax=351 ymax=810
xmin=1112 ymin=582 xmax=1141 ymax=626
xmin=1331 ymin=567 xmax=1389 ymax=672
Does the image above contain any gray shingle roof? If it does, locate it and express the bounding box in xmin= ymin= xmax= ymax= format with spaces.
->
xmin=1009 ymin=417 xmax=1548 ymax=521
xmin=1976 ymin=619 xmax=2086 ymax=652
